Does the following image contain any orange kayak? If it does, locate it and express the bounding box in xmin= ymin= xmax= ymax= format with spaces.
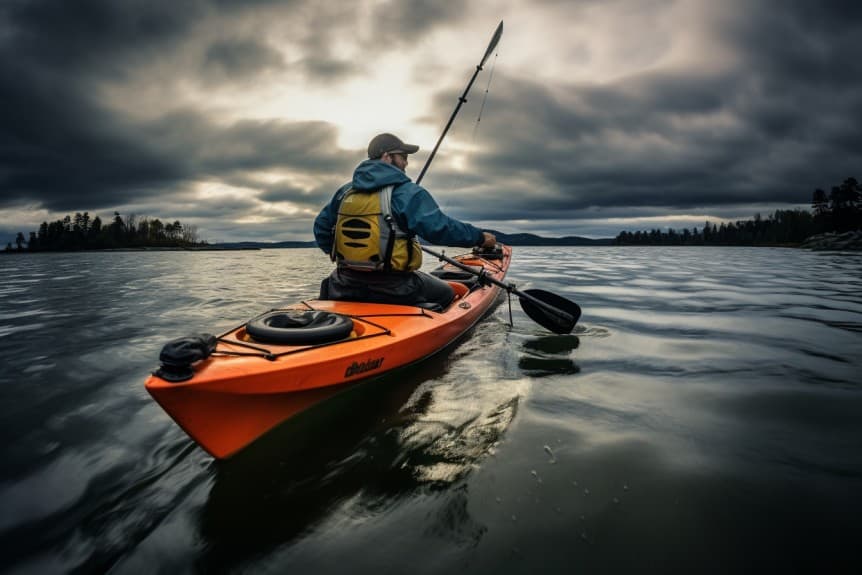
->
xmin=145 ymin=245 xmax=512 ymax=459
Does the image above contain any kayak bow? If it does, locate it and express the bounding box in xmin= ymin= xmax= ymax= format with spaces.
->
xmin=145 ymin=245 xmax=512 ymax=459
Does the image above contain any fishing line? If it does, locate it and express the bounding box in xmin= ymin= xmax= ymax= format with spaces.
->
xmin=440 ymin=49 xmax=499 ymax=216
xmin=471 ymin=50 xmax=498 ymax=142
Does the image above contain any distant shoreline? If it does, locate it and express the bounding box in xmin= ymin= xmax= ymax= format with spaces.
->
xmin=1 ymin=246 xmax=262 ymax=254
xmin=7 ymin=231 xmax=860 ymax=253
xmin=103 ymin=246 xmax=262 ymax=251
xmin=211 ymin=233 xmax=616 ymax=250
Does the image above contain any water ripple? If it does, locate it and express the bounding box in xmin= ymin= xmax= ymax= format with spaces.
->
xmin=2 ymin=247 xmax=861 ymax=573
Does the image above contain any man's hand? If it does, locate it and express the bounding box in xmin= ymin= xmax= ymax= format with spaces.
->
xmin=480 ymin=231 xmax=497 ymax=248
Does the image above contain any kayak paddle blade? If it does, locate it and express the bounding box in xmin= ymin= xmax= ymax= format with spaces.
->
xmin=518 ymin=289 xmax=581 ymax=334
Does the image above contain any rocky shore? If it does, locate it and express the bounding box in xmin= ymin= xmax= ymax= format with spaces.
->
xmin=799 ymin=230 xmax=862 ymax=251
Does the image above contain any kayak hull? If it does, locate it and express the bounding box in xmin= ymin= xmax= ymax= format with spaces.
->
xmin=145 ymin=245 xmax=512 ymax=459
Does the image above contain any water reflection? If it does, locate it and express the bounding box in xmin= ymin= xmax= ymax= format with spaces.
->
xmin=197 ymin=351 xmax=518 ymax=572
xmin=517 ymin=356 xmax=580 ymax=377
xmin=518 ymin=334 xmax=581 ymax=377
xmin=522 ymin=334 xmax=580 ymax=354
xmin=3 ymin=247 xmax=861 ymax=573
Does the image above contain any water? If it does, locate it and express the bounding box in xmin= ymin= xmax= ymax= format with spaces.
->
xmin=1 ymin=247 xmax=860 ymax=574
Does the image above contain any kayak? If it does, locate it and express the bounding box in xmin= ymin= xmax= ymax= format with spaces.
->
xmin=145 ymin=244 xmax=512 ymax=459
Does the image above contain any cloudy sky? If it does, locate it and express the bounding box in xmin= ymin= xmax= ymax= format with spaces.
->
xmin=2 ymin=0 xmax=861 ymax=243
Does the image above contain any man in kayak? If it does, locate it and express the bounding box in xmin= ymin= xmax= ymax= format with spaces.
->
xmin=314 ymin=132 xmax=496 ymax=308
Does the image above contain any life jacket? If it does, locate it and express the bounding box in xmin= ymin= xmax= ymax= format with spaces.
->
xmin=332 ymin=185 xmax=422 ymax=272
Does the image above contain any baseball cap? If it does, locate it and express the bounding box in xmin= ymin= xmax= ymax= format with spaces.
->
xmin=367 ymin=133 xmax=420 ymax=159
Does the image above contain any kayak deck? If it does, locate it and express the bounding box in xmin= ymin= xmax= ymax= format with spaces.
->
xmin=145 ymin=246 xmax=512 ymax=459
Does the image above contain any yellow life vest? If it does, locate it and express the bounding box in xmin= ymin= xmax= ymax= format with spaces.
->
xmin=333 ymin=185 xmax=422 ymax=272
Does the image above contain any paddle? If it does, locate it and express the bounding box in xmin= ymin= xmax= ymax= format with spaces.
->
xmin=422 ymin=245 xmax=581 ymax=334
xmin=414 ymin=21 xmax=582 ymax=334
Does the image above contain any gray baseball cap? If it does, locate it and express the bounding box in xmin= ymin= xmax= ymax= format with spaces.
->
xmin=367 ymin=133 xmax=420 ymax=159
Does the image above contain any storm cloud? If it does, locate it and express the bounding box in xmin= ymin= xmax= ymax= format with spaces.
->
xmin=1 ymin=0 xmax=860 ymax=241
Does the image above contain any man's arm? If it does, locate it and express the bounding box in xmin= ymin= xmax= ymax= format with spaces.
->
xmin=313 ymin=207 xmax=333 ymax=254
xmin=397 ymin=185 xmax=487 ymax=247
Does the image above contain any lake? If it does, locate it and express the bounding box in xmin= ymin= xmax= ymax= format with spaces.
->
xmin=1 ymin=246 xmax=861 ymax=574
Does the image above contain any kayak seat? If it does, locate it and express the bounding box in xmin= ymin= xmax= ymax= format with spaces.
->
xmin=430 ymin=265 xmax=482 ymax=289
xmin=448 ymin=281 xmax=469 ymax=300
xmin=415 ymin=280 xmax=469 ymax=313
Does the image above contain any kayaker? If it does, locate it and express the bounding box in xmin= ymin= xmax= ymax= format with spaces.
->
xmin=314 ymin=132 xmax=496 ymax=308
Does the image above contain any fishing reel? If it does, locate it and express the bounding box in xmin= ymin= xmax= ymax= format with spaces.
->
xmin=472 ymin=243 xmax=504 ymax=260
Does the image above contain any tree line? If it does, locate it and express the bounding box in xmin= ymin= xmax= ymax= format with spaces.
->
xmin=4 ymin=212 xmax=206 ymax=252
xmin=615 ymin=176 xmax=861 ymax=246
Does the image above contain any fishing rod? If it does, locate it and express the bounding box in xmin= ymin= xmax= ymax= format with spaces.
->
xmin=415 ymin=20 xmax=582 ymax=334
xmin=416 ymin=21 xmax=503 ymax=186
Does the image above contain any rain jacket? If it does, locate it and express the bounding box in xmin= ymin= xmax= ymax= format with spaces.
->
xmin=314 ymin=160 xmax=485 ymax=259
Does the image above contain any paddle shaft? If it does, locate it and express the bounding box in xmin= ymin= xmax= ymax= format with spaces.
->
xmin=420 ymin=245 xmax=575 ymax=325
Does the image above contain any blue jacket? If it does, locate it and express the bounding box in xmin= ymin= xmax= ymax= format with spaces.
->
xmin=314 ymin=160 xmax=484 ymax=254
